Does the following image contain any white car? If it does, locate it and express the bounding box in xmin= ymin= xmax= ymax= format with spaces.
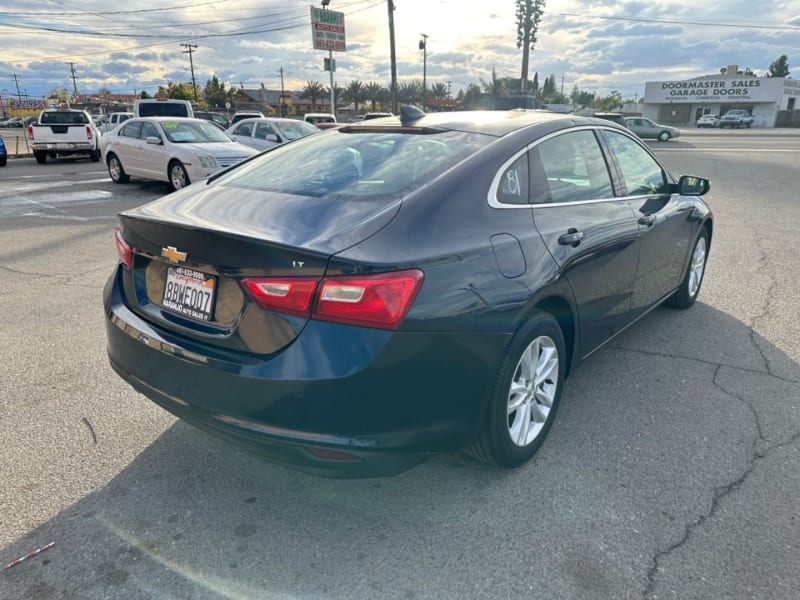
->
xmin=100 ymin=117 xmax=257 ymax=191
xmin=696 ymin=114 xmax=720 ymax=128
xmin=225 ymin=118 xmax=320 ymax=151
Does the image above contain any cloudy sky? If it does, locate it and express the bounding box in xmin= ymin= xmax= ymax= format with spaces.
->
xmin=1 ymin=0 xmax=798 ymax=102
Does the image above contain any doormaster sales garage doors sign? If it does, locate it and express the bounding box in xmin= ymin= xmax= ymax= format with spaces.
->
xmin=644 ymin=76 xmax=785 ymax=103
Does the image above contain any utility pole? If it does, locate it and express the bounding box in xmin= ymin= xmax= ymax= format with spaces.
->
xmin=419 ymin=33 xmax=428 ymax=109
xmin=279 ymin=67 xmax=286 ymax=117
xmin=181 ymin=43 xmax=199 ymax=102
xmin=65 ymin=62 xmax=79 ymax=99
xmin=10 ymin=74 xmax=23 ymax=115
xmin=387 ymin=0 xmax=398 ymax=114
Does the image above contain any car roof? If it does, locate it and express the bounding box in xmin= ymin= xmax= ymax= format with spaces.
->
xmin=345 ymin=109 xmax=610 ymax=137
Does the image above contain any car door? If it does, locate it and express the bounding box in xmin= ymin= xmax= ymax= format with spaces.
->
xmin=111 ymin=121 xmax=143 ymax=174
xmin=601 ymin=129 xmax=696 ymax=317
xmin=527 ymin=129 xmax=641 ymax=357
xmin=254 ymin=122 xmax=281 ymax=150
xmin=136 ymin=121 xmax=168 ymax=180
xmin=229 ymin=121 xmax=255 ymax=148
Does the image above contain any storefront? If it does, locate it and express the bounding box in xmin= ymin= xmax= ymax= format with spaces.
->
xmin=641 ymin=66 xmax=799 ymax=128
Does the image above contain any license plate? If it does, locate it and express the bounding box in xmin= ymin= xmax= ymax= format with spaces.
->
xmin=57 ymin=143 xmax=76 ymax=150
xmin=162 ymin=267 xmax=216 ymax=321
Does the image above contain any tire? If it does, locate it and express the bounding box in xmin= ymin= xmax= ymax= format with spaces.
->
xmin=89 ymin=148 xmax=100 ymax=162
xmin=34 ymin=151 xmax=46 ymax=164
xmin=658 ymin=131 xmax=671 ymax=142
xmin=0 ymin=157 xmax=6 ymax=167
xmin=465 ymin=311 xmax=566 ymax=468
xmin=666 ymin=229 xmax=709 ymax=309
xmin=168 ymin=161 xmax=190 ymax=191
xmin=107 ymin=154 xmax=130 ymax=183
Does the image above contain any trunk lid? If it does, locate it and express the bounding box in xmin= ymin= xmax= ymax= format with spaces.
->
xmin=117 ymin=182 xmax=401 ymax=355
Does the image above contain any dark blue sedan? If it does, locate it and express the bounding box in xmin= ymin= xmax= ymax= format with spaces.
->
xmin=105 ymin=108 xmax=712 ymax=477
xmin=0 ymin=132 xmax=7 ymax=166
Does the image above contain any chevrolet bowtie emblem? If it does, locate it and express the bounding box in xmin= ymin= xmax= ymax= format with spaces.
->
xmin=161 ymin=246 xmax=187 ymax=263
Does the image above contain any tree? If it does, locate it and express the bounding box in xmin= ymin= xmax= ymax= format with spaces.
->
xmin=364 ymin=82 xmax=387 ymax=111
xmin=516 ymin=0 xmax=546 ymax=94
xmin=325 ymin=83 xmax=343 ymax=109
xmin=593 ymin=89 xmax=623 ymax=112
xmin=342 ymin=80 xmax=366 ymax=111
xmin=459 ymin=83 xmax=484 ymax=110
xmin=397 ymin=81 xmax=423 ymax=104
xmin=531 ymin=72 xmax=539 ymax=94
xmin=429 ymin=82 xmax=449 ymax=99
xmin=570 ymin=85 xmax=595 ymax=107
xmin=301 ymin=80 xmax=326 ymax=111
xmin=157 ymin=81 xmax=194 ymax=100
xmin=203 ymin=76 xmax=237 ymax=111
xmin=768 ymin=55 xmax=790 ymax=78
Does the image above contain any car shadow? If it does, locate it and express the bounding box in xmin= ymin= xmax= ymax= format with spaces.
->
xmin=2 ymin=303 xmax=799 ymax=599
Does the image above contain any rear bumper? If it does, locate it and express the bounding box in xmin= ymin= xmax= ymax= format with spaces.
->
xmin=104 ymin=267 xmax=510 ymax=477
xmin=32 ymin=142 xmax=94 ymax=152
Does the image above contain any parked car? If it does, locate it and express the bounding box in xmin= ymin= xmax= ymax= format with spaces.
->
xmin=0 ymin=133 xmax=7 ymax=166
xmin=98 ymin=112 xmax=133 ymax=134
xmin=584 ymin=112 xmax=627 ymax=127
xmin=719 ymin=110 xmax=754 ymax=128
xmin=623 ymin=117 xmax=681 ymax=141
xmin=194 ymin=111 xmax=230 ymax=130
xmin=225 ymin=117 xmax=319 ymax=151
xmin=105 ymin=108 xmax=712 ymax=478
xmin=1 ymin=117 xmax=24 ymax=128
xmin=231 ymin=111 xmax=265 ymax=125
xmin=696 ymin=114 xmax=720 ymax=128
xmin=134 ymin=99 xmax=193 ymax=118
xmin=100 ymin=117 xmax=257 ymax=191
xmin=303 ymin=112 xmax=338 ymax=129
xmin=363 ymin=112 xmax=394 ymax=120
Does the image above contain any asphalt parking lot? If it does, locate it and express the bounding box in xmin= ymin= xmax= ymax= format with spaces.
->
xmin=1 ymin=129 xmax=798 ymax=599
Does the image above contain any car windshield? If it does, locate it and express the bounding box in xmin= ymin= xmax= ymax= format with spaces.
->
xmin=273 ymin=120 xmax=320 ymax=141
xmin=160 ymin=120 xmax=232 ymax=143
xmin=213 ymin=128 xmax=489 ymax=199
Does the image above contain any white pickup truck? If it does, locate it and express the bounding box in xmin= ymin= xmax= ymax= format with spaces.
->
xmin=98 ymin=112 xmax=133 ymax=134
xmin=28 ymin=108 xmax=102 ymax=163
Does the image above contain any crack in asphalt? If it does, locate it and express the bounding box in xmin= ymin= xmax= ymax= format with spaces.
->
xmin=640 ymin=360 xmax=800 ymax=599
xmin=747 ymin=236 xmax=780 ymax=376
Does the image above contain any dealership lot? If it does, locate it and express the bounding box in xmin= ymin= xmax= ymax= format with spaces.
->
xmin=1 ymin=129 xmax=799 ymax=599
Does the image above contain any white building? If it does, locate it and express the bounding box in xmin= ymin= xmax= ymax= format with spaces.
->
xmin=641 ymin=65 xmax=799 ymax=127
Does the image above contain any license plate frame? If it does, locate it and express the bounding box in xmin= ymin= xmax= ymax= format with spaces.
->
xmin=162 ymin=266 xmax=217 ymax=322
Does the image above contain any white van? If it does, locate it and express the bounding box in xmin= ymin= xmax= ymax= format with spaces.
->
xmin=134 ymin=99 xmax=194 ymax=118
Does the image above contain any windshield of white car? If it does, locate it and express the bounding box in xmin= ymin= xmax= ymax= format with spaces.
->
xmin=160 ymin=121 xmax=233 ymax=144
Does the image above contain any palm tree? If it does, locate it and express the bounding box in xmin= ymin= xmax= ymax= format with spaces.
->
xmin=429 ymin=82 xmax=449 ymax=99
xmin=364 ymin=82 xmax=386 ymax=111
xmin=397 ymin=81 xmax=422 ymax=105
xmin=325 ymin=83 xmax=343 ymax=111
xmin=302 ymin=80 xmax=326 ymax=111
xmin=342 ymin=80 xmax=366 ymax=112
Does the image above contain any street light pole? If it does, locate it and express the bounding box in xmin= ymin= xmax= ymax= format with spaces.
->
xmin=419 ymin=33 xmax=428 ymax=109
xmin=387 ymin=0 xmax=398 ymax=114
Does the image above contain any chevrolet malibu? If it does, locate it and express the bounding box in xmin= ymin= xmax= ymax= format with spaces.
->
xmin=100 ymin=117 xmax=257 ymax=191
xmin=105 ymin=108 xmax=712 ymax=477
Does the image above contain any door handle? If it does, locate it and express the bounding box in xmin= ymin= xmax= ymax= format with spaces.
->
xmin=638 ymin=215 xmax=656 ymax=227
xmin=558 ymin=229 xmax=584 ymax=246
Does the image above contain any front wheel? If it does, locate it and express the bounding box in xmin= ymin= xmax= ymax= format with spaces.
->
xmin=667 ymin=229 xmax=709 ymax=309
xmin=465 ymin=311 xmax=565 ymax=468
xmin=658 ymin=131 xmax=671 ymax=142
xmin=168 ymin=161 xmax=190 ymax=191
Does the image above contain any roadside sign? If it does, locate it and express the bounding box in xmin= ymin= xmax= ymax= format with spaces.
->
xmin=310 ymin=7 xmax=346 ymax=52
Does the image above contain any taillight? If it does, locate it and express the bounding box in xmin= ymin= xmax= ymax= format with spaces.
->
xmin=27 ymin=126 xmax=34 ymax=140
xmin=242 ymin=278 xmax=317 ymax=317
xmin=242 ymin=269 xmax=424 ymax=330
xmin=114 ymin=228 xmax=133 ymax=268
xmin=86 ymin=125 xmax=93 ymax=140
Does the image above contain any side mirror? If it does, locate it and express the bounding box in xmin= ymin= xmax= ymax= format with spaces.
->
xmin=145 ymin=136 xmax=162 ymax=145
xmin=677 ymin=175 xmax=710 ymax=196
xmin=264 ymin=134 xmax=280 ymax=143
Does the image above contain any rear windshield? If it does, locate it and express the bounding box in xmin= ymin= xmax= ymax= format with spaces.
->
xmin=40 ymin=111 xmax=89 ymax=125
xmin=137 ymin=103 xmax=191 ymax=117
xmin=213 ymin=128 xmax=489 ymax=198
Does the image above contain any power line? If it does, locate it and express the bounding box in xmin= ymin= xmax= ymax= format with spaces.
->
xmin=551 ymin=11 xmax=800 ymax=31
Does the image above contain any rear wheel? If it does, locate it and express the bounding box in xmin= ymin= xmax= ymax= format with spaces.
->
xmin=89 ymin=148 xmax=100 ymax=162
xmin=168 ymin=161 xmax=190 ymax=191
xmin=667 ymin=229 xmax=708 ymax=309
xmin=0 ymin=157 xmax=6 ymax=167
xmin=465 ymin=311 xmax=565 ymax=468
xmin=34 ymin=151 xmax=46 ymax=164
xmin=658 ymin=131 xmax=671 ymax=142
xmin=107 ymin=154 xmax=130 ymax=183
